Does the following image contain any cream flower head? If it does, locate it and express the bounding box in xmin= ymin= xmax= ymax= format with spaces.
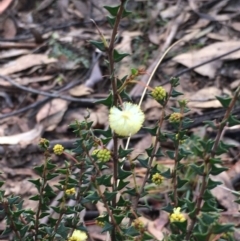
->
xmin=68 ymin=230 xmax=87 ymax=241
xmin=109 ymin=102 xmax=145 ymax=137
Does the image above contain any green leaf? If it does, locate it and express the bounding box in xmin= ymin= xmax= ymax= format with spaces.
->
xmin=212 ymin=222 xmax=234 ymax=234
xmin=104 ymin=5 xmax=120 ymax=16
xmin=170 ymin=77 xmax=180 ymax=87
xmin=171 ymin=220 xmax=187 ymax=233
xmin=28 ymin=178 xmax=42 ymax=192
xmin=145 ymin=145 xmax=154 ymax=157
xmin=216 ymin=96 xmax=232 ymax=108
xmin=46 ymin=173 xmax=58 ymax=180
xmin=29 ymin=194 xmax=40 ymax=201
xmin=113 ymin=214 xmax=125 ymax=225
xmin=166 ymin=150 xmax=175 ymax=159
xmin=85 ymin=191 xmax=100 ymax=202
xmin=107 ymin=16 xmax=116 ymax=28
xmin=155 ymin=147 xmax=165 ymax=157
xmin=171 ymin=89 xmax=183 ymax=97
xmin=117 ymin=179 xmax=130 ymax=191
xmin=210 ymin=164 xmax=228 ymax=175
xmin=56 ymin=222 xmax=70 ymax=239
xmin=199 ymin=212 xmax=218 ymax=226
xmin=228 ymin=114 xmax=240 ymax=127
xmin=142 ymin=125 xmax=158 ymax=136
xmin=123 ymin=226 xmax=139 ymax=236
xmin=141 ymin=232 xmax=154 ymax=240
xmin=192 ymin=231 xmax=209 ymax=241
xmin=102 ymin=222 xmax=113 ymax=233
xmin=118 ymin=166 xmax=132 ymax=179
xmin=104 ymin=190 xmax=117 ymax=201
xmin=89 ymin=40 xmax=106 ymax=51
xmin=161 ymin=203 xmax=174 ymax=213
xmin=131 ymin=68 xmax=138 ymax=75
xmin=203 ymin=120 xmax=217 ymax=129
xmin=177 ymin=176 xmax=188 ymax=188
xmin=202 ymin=189 xmax=214 ymax=200
xmin=190 ymin=164 xmax=204 ymax=175
xmin=119 ymin=89 xmax=133 ymax=102
xmin=33 ymin=164 xmax=44 ymax=176
xmin=207 ymin=178 xmax=222 ymax=189
xmin=118 ymin=146 xmax=133 ymax=158
xmin=113 ymin=49 xmax=129 ymax=62
xmin=182 ymin=117 xmax=194 ymax=129
xmin=96 ymin=175 xmax=112 ymax=187
xmin=215 ymin=141 xmax=235 ymax=155
xmin=94 ymin=127 xmax=112 ymax=138
xmin=104 ymin=5 xmax=131 ymax=18
xmin=137 ymin=157 xmax=149 ymax=168
xmin=6 ymin=196 xmax=19 ymax=205
xmin=19 ymin=225 xmax=29 ymax=237
xmin=201 ymin=200 xmax=218 ymax=212
xmin=95 ymin=92 xmax=113 ymax=107
xmin=161 ymin=168 xmax=172 ymax=179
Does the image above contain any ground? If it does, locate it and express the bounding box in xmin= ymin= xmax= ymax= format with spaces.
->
xmin=0 ymin=0 xmax=240 ymax=240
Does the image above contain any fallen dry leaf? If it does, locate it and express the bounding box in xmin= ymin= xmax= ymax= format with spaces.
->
xmin=0 ymin=124 xmax=43 ymax=145
xmin=173 ymin=41 xmax=240 ymax=78
xmin=0 ymin=0 xmax=12 ymax=14
xmin=1 ymin=54 xmax=57 ymax=75
xmin=69 ymin=84 xmax=94 ymax=97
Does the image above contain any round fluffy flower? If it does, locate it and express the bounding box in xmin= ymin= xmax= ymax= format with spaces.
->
xmin=170 ymin=207 xmax=186 ymax=223
xmin=109 ymin=102 xmax=145 ymax=137
xmin=152 ymin=173 xmax=164 ymax=185
xmin=68 ymin=230 xmax=87 ymax=241
xmin=169 ymin=112 xmax=182 ymax=123
xmin=65 ymin=187 xmax=76 ymax=196
xmin=92 ymin=149 xmax=111 ymax=162
xmin=53 ymin=144 xmax=64 ymax=155
xmin=151 ymin=86 xmax=166 ymax=101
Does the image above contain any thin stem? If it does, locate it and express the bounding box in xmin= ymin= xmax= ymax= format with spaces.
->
xmin=107 ymin=1 xmax=126 ymax=212
xmin=186 ymin=87 xmax=240 ymax=239
xmin=132 ymin=86 xmax=173 ymax=210
xmin=172 ymin=107 xmax=184 ymax=206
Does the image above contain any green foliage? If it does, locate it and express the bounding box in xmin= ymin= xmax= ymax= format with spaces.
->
xmin=1 ymin=2 xmax=239 ymax=241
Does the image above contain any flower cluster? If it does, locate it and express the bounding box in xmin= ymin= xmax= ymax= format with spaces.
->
xmin=68 ymin=230 xmax=87 ymax=241
xmin=152 ymin=173 xmax=164 ymax=185
xmin=109 ymin=102 xmax=145 ymax=137
xmin=132 ymin=218 xmax=145 ymax=231
xmin=170 ymin=207 xmax=186 ymax=223
xmin=169 ymin=112 xmax=183 ymax=123
xmin=151 ymin=86 xmax=166 ymax=102
xmin=92 ymin=149 xmax=111 ymax=162
xmin=53 ymin=144 xmax=64 ymax=155
xmin=65 ymin=187 xmax=76 ymax=196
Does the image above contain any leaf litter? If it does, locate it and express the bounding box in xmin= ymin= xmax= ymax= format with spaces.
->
xmin=0 ymin=0 xmax=240 ymax=240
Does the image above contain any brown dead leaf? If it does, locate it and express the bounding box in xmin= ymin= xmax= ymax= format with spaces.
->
xmin=0 ymin=124 xmax=43 ymax=145
xmin=138 ymin=216 xmax=164 ymax=240
xmin=0 ymin=0 xmax=12 ymax=14
xmin=187 ymin=87 xmax=231 ymax=108
xmin=3 ymin=17 xmax=16 ymax=38
xmin=1 ymin=54 xmax=57 ymax=75
xmin=69 ymin=84 xmax=94 ymax=97
xmin=173 ymin=41 xmax=240 ymax=78
xmin=36 ymin=99 xmax=68 ymax=131
xmin=0 ymin=49 xmax=30 ymax=59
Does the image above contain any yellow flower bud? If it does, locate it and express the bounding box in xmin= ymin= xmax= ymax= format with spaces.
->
xmin=53 ymin=144 xmax=64 ymax=155
xmin=170 ymin=207 xmax=186 ymax=223
xmin=169 ymin=113 xmax=182 ymax=123
xmin=151 ymin=86 xmax=167 ymax=102
xmin=65 ymin=188 xmax=76 ymax=196
xmin=68 ymin=230 xmax=87 ymax=241
xmin=152 ymin=173 xmax=164 ymax=185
